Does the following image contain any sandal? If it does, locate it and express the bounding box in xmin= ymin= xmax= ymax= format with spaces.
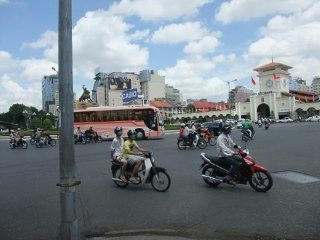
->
xmin=120 ymin=176 xmax=128 ymax=183
xmin=129 ymin=177 xmax=139 ymax=184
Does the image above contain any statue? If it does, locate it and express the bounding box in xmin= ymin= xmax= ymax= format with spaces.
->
xmin=79 ymin=85 xmax=92 ymax=102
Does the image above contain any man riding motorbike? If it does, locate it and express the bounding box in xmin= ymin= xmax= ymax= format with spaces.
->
xmin=216 ymin=124 xmax=242 ymax=184
xmin=123 ymin=130 xmax=149 ymax=184
xmin=111 ymin=127 xmax=127 ymax=182
xmin=242 ymin=119 xmax=254 ymax=138
xmin=74 ymin=126 xmax=84 ymax=142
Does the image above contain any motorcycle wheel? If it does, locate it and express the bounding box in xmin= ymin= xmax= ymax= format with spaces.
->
xmin=22 ymin=141 xmax=28 ymax=149
xmin=30 ymin=139 xmax=35 ymax=145
xmin=81 ymin=138 xmax=87 ymax=144
xmin=177 ymin=140 xmax=186 ymax=150
xmin=9 ymin=143 xmax=14 ymax=149
xmin=241 ymin=134 xmax=249 ymax=142
xmin=208 ymin=138 xmax=217 ymax=146
xmin=151 ymin=169 xmax=171 ymax=192
xmin=35 ymin=142 xmax=41 ymax=148
xmin=197 ymin=138 xmax=207 ymax=149
xmin=202 ymin=165 xmax=222 ymax=187
xmin=113 ymin=168 xmax=129 ymax=188
xmin=49 ymin=139 xmax=57 ymax=147
xmin=249 ymin=170 xmax=273 ymax=192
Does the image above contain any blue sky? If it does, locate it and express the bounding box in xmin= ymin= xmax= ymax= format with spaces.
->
xmin=1 ymin=0 xmax=320 ymax=112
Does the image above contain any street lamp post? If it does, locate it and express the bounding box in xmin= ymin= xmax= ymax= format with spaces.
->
xmin=225 ymin=79 xmax=237 ymax=118
xmin=57 ymin=1 xmax=80 ymax=239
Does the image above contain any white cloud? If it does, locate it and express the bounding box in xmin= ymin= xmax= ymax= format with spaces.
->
xmin=0 ymin=0 xmax=8 ymax=6
xmin=163 ymin=56 xmax=229 ymax=101
xmin=21 ymin=30 xmax=57 ymax=50
xmin=109 ymin=0 xmax=212 ymax=22
xmin=129 ymin=29 xmax=150 ymax=41
xmin=0 ymin=51 xmax=18 ymax=72
xmin=183 ymin=35 xmax=220 ymax=55
xmin=244 ymin=1 xmax=320 ymax=83
xmin=151 ymin=22 xmax=209 ymax=44
xmin=0 ymin=74 xmax=42 ymax=112
xmin=215 ymin=0 xmax=316 ymax=24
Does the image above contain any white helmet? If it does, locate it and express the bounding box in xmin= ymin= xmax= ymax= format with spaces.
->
xmin=180 ymin=123 xmax=185 ymax=127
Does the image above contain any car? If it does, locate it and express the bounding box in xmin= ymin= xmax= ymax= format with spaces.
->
xmin=309 ymin=115 xmax=320 ymax=122
xmin=277 ymin=117 xmax=294 ymax=123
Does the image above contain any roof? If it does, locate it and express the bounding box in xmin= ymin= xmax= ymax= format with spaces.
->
xmin=282 ymin=91 xmax=319 ymax=102
xmin=74 ymin=105 xmax=158 ymax=112
xmin=193 ymin=101 xmax=232 ymax=110
xmin=254 ymin=62 xmax=292 ymax=72
xmin=150 ymin=100 xmax=174 ymax=108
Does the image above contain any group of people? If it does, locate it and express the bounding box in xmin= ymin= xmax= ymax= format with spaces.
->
xmin=74 ymin=126 xmax=100 ymax=142
xmin=32 ymin=128 xmax=51 ymax=144
xmin=110 ymin=127 xmax=149 ymax=184
xmin=178 ymin=122 xmax=201 ymax=146
xmin=9 ymin=130 xmax=24 ymax=146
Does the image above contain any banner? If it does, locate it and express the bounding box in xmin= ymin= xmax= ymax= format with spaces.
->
xmin=108 ymin=77 xmax=131 ymax=90
xmin=122 ymin=88 xmax=138 ymax=102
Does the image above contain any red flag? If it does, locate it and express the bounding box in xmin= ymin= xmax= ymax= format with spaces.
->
xmin=251 ymin=76 xmax=256 ymax=85
xmin=273 ymin=73 xmax=280 ymax=79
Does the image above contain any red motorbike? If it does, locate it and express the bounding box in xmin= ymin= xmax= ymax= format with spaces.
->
xmin=200 ymin=148 xmax=273 ymax=192
xmin=200 ymin=128 xmax=217 ymax=146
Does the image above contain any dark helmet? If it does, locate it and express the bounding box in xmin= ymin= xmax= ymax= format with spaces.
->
xmin=221 ymin=124 xmax=232 ymax=135
xmin=127 ymin=130 xmax=135 ymax=138
xmin=114 ymin=126 xmax=122 ymax=134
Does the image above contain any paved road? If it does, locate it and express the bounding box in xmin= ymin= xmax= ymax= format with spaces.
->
xmin=0 ymin=123 xmax=319 ymax=240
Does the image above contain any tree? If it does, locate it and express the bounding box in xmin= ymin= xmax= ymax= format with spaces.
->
xmin=43 ymin=119 xmax=52 ymax=130
xmin=234 ymin=114 xmax=239 ymax=120
xmin=30 ymin=117 xmax=41 ymax=129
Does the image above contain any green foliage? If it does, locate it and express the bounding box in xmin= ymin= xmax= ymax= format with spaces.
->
xmin=164 ymin=124 xmax=180 ymax=130
xmin=43 ymin=118 xmax=52 ymax=130
xmin=234 ymin=114 xmax=239 ymax=120
xmin=30 ymin=117 xmax=41 ymax=129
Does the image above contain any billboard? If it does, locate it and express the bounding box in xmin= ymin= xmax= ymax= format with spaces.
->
xmin=122 ymin=88 xmax=138 ymax=102
xmin=108 ymin=77 xmax=131 ymax=90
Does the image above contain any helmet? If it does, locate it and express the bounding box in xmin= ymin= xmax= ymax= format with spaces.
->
xmin=127 ymin=130 xmax=135 ymax=138
xmin=180 ymin=123 xmax=185 ymax=127
xmin=221 ymin=124 xmax=232 ymax=135
xmin=114 ymin=126 xmax=122 ymax=134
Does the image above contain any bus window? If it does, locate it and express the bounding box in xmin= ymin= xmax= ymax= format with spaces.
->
xmin=110 ymin=111 xmax=117 ymax=121
xmin=74 ymin=112 xmax=80 ymax=122
xmin=116 ymin=110 xmax=128 ymax=121
xmin=103 ymin=111 xmax=110 ymax=121
xmin=133 ymin=110 xmax=142 ymax=121
xmin=143 ymin=109 xmax=157 ymax=130
xmin=127 ymin=110 xmax=134 ymax=120
xmin=95 ymin=112 xmax=103 ymax=122
xmin=158 ymin=113 xmax=164 ymax=126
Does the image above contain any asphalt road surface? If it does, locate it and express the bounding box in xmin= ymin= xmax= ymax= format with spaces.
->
xmin=0 ymin=123 xmax=319 ymax=240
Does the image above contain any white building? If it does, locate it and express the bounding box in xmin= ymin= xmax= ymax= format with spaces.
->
xmin=235 ymin=62 xmax=320 ymax=121
xmin=140 ymin=70 xmax=165 ymax=101
xmin=165 ymin=84 xmax=183 ymax=106
xmin=42 ymin=74 xmax=59 ymax=112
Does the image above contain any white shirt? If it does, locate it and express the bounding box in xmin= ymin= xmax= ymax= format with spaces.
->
xmin=183 ymin=126 xmax=190 ymax=137
xmin=216 ymin=133 xmax=236 ymax=157
xmin=111 ymin=137 xmax=124 ymax=155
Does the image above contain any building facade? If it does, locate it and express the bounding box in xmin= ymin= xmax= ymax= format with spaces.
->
xmin=312 ymin=76 xmax=320 ymax=95
xmin=140 ymin=70 xmax=165 ymax=101
xmin=229 ymin=86 xmax=254 ymax=103
xmin=92 ymin=72 xmax=141 ymax=106
xmin=42 ymin=74 xmax=59 ymax=112
xmin=165 ymin=84 xmax=183 ymax=106
xmin=235 ymin=62 xmax=320 ymax=121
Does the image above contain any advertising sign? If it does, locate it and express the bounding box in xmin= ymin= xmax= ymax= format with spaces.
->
xmin=122 ymin=88 xmax=138 ymax=102
xmin=108 ymin=77 xmax=131 ymax=90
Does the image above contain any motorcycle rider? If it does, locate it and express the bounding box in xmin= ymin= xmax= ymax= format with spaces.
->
xmin=123 ymin=130 xmax=149 ymax=184
xmin=74 ymin=126 xmax=83 ymax=142
xmin=179 ymin=123 xmax=185 ymax=138
xmin=242 ymin=119 xmax=253 ymax=138
xmin=85 ymin=126 xmax=95 ymax=140
xmin=216 ymin=124 xmax=242 ymax=184
xmin=111 ymin=127 xmax=127 ymax=182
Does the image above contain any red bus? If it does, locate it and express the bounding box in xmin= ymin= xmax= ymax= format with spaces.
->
xmin=74 ymin=105 xmax=165 ymax=140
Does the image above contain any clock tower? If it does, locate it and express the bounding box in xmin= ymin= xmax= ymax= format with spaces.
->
xmin=254 ymin=61 xmax=292 ymax=97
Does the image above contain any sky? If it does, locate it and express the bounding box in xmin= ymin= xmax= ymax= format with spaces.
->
xmin=1 ymin=0 xmax=320 ymax=113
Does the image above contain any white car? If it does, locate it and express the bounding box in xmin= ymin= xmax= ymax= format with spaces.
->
xmin=309 ymin=115 xmax=320 ymax=122
xmin=277 ymin=117 xmax=294 ymax=123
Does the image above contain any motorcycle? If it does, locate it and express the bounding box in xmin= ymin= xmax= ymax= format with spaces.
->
xmin=200 ymin=128 xmax=217 ymax=146
xmin=111 ymin=152 xmax=171 ymax=192
xmin=265 ymin=122 xmax=270 ymax=130
xmin=29 ymin=134 xmax=36 ymax=145
xmin=84 ymin=131 xmax=102 ymax=143
xmin=177 ymin=132 xmax=207 ymax=150
xmin=35 ymin=135 xmax=56 ymax=148
xmin=241 ymin=128 xmax=255 ymax=142
xmin=9 ymin=137 xmax=28 ymax=149
xmin=74 ymin=133 xmax=87 ymax=144
xmin=258 ymin=122 xmax=262 ymax=128
xmin=199 ymin=148 xmax=273 ymax=192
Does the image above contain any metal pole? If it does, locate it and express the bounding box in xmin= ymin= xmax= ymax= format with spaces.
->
xmin=58 ymin=1 xmax=80 ymax=239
